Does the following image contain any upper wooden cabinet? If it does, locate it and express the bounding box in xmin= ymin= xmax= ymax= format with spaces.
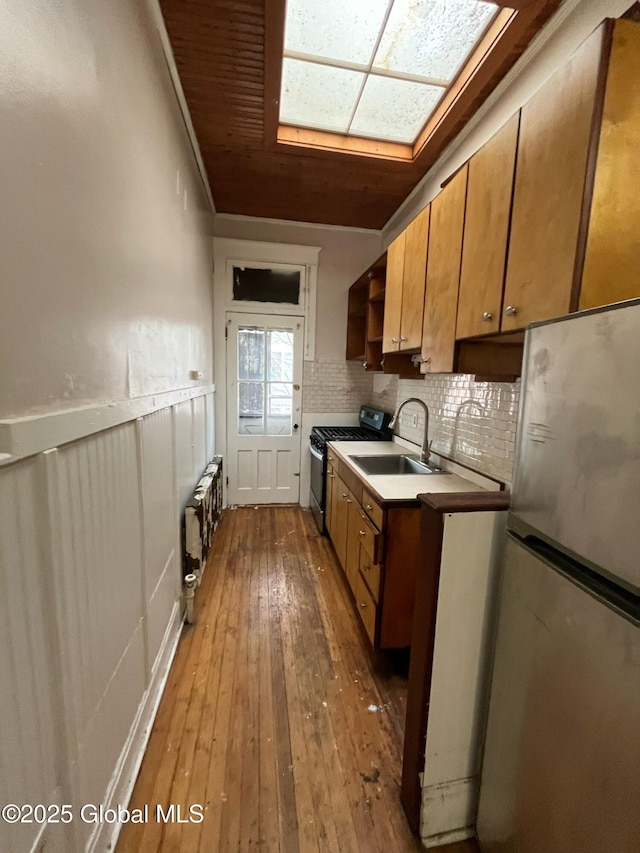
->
xmin=502 ymin=18 xmax=640 ymax=331
xmin=383 ymin=206 xmax=430 ymax=353
xmin=421 ymin=166 xmax=468 ymax=374
xmin=579 ymin=19 xmax=640 ymax=310
xmin=456 ymin=114 xmax=520 ymax=339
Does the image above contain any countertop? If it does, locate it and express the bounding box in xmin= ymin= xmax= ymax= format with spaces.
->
xmin=327 ymin=440 xmax=488 ymax=504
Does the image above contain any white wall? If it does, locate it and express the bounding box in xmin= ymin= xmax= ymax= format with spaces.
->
xmin=383 ymin=0 xmax=631 ymax=243
xmin=0 ymin=0 xmax=214 ymax=419
xmin=0 ymin=1 xmax=215 ymax=851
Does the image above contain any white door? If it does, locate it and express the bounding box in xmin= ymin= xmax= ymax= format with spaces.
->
xmin=226 ymin=313 xmax=304 ymax=504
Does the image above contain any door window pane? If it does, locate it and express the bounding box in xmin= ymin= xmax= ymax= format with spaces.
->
xmin=238 ymin=328 xmax=265 ymax=381
xmin=268 ymin=330 xmax=294 ymax=381
xmin=238 ymin=382 xmax=264 ymax=434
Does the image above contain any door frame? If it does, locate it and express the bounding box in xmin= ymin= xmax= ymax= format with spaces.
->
xmin=225 ymin=312 xmax=304 ymax=505
xmin=213 ymin=238 xmax=321 ymax=507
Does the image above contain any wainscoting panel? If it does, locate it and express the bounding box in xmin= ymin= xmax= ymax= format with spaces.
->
xmin=0 ymin=458 xmax=61 ymax=853
xmin=192 ymin=394 xmax=207 ymax=482
xmin=205 ymin=390 xmax=216 ymax=462
xmin=0 ymin=387 xmax=214 ymax=853
xmin=174 ymin=399 xmax=195 ymax=515
xmin=138 ymin=409 xmax=179 ymax=671
xmin=54 ymin=425 xmax=146 ymax=841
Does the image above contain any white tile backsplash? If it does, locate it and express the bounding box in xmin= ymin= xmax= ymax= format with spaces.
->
xmin=370 ymin=373 xmax=520 ymax=484
xmin=304 ymin=360 xmax=373 ymax=413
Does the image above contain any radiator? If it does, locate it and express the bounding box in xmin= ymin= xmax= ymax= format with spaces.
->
xmin=183 ymin=456 xmax=223 ymax=622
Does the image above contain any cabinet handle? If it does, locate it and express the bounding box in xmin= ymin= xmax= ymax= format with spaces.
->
xmin=362 ymin=361 xmax=368 ymax=369
xmin=329 ymin=474 xmax=335 ymax=479
xmin=360 ymin=602 xmax=367 ymax=609
xmin=504 ymin=305 xmax=517 ymax=316
xmin=342 ymin=492 xmax=348 ymax=499
xmin=347 ymin=498 xmax=352 ymax=504
xmin=328 ymin=455 xmax=333 ymax=462
xmin=359 ymin=530 xmax=366 ymax=536
xmin=482 ymin=311 xmax=493 ymax=322
xmin=366 ymin=504 xmax=373 ymax=511
xmin=391 ymin=337 xmax=399 ymax=344
xmin=400 ymin=336 xmax=407 ymax=342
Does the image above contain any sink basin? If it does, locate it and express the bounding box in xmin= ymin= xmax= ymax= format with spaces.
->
xmin=350 ymin=454 xmax=450 ymax=476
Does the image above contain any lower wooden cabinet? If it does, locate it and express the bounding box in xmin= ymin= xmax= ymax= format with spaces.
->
xmin=331 ymin=473 xmax=350 ymax=568
xmin=359 ymin=551 xmax=381 ymax=602
xmin=345 ymin=497 xmax=363 ymax=591
xmin=353 ymin=570 xmax=377 ymax=645
xmin=326 ymin=451 xmax=422 ymax=650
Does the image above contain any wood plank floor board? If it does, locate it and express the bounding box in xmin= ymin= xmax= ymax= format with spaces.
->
xmin=256 ymin=513 xmax=282 ymax=852
xmin=117 ymin=506 xmax=480 ymax=853
xmin=198 ymin=509 xmax=247 ymax=852
xmin=283 ymin=510 xmax=362 ymax=853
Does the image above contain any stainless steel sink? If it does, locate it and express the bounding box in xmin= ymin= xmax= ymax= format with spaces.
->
xmin=350 ymin=454 xmax=450 ymax=476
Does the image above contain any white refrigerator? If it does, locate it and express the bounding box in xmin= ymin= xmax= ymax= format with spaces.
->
xmin=477 ymin=299 xmax=640 ymax=852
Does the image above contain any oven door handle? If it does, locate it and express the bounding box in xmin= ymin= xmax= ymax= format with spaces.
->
xmin=309 ymin=444 xmax=324 ymax=462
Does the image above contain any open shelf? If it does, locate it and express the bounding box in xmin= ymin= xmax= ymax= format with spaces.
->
xmin=346 ymin=252 xmax=388 ymax=369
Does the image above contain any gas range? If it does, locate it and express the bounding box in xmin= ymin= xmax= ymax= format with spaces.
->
xmin=309 ymin=406 xmax=392 ymax=456
xmin=309 ymin=406 xmax=392 ymax=534
xmin=309 ymin=424 xmax=381 ymax=454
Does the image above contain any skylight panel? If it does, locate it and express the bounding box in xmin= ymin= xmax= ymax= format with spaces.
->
xmin=350 ymin=75 xmax=445 ymax=143
xmin=279 ymin=0 xmax=507 ymax=149
xmin=280 ymin=58 xmax=364 ymax=133
xmin=373 ymin=0 xmax=498 ymax=83
xmin=284 ymin=0 xmax=390 ymax=66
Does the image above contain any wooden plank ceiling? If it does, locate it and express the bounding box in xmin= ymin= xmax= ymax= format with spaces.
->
xmin=159 ymin=0 xmax=561 ymax=229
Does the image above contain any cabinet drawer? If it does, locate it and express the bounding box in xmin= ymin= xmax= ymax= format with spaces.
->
xmin=362 ymin=489 xmax=384 ymax=530
xmin=357 ymin=511 xmax=382 ymax=564
xmin=360 ymin=552 xmax=381 ymax=602
xmin=354 ymin=570 xmax=377 ymax=645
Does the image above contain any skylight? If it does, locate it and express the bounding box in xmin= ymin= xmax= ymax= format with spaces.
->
xmin=280 ymin=0 xmax=501 ymax=146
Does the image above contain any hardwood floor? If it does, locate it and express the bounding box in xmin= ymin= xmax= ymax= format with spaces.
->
xmin=117 ymin=506 xmax=479 ymax=853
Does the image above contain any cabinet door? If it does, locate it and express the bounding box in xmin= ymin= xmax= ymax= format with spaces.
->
xmin=345 ymin=497 xmax=362 ymax=594
xmin=421 ymin=166 xmax=468 ymax=373
xmin=400 ymin=205 xmax=430 ymax=350
xmin=580 ymin=20 xmax=640 ymax=310
xmin=331 ymin=474 xmax=349 ymax=569
xmin=382 ymin=231 xmax=405 ymax=353
xmin=325 ymin=460 xmax=336 ymax=537
xmin=502 ymin=26 xmax=604 ymax=331
xmin=354 ymin=570 xmax=377 ymax=646
xmin=457 ymin=114 xmax=519 ymax=339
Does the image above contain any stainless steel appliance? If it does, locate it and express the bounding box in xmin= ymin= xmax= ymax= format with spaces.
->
xmin=477 ymin=299 xmax=640 ymax=852
xmin=309 ymin=406 xmax=391 ymax=534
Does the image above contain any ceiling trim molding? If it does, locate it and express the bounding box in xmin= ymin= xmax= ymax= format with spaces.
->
xmin=214 ymin=213 xmax=382 ymax=237
xmin=145 ymin=0 xmax=216 ymax=214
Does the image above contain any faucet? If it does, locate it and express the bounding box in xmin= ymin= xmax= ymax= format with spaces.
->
xmin=389 ymin=397 xmax=432 ymax=464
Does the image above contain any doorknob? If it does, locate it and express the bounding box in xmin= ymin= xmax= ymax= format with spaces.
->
xmin=293 ymin=423 xmax=299 ymax=430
